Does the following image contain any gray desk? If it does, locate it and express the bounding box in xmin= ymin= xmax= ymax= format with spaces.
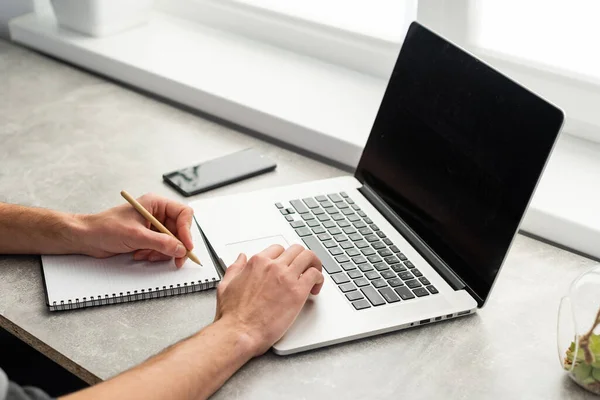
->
xmin=0 ymin=39 xmax=597 ymax=399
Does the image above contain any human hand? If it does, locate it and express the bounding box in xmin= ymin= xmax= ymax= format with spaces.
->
xmin=76 ymin=193 xmax=194 ymax=268
xmin=213 ymin=244 xmax=324 ymax=356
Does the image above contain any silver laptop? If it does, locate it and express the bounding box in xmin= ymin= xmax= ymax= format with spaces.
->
xmin=191 ymin=22 xmax=564 ymax=355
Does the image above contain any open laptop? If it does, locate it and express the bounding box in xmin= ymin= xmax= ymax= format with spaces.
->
xmin=190 ymin=22 xmax=564 ymax=355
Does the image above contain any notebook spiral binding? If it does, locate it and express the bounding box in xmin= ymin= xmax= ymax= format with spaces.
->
xmin=49 ymin=277 xmax=218 ymax=311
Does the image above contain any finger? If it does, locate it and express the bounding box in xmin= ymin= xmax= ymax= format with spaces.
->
xmin=257 ymin=244 xmax=285 ymax=259
xmin=288 ymin=249 xmax=322 ymax=278
xmin=274 ymin=244 xmax=305 ymax=266
xmin=146 ymin=250 xmax=172 ymax=262
xmin=133 ymin=229 xmax=187 ymax=258
xmin=133 ymin=249 xmax=152 ymax=260
xmin=174 ymin=256 xmax=188 ymax=269
xmin=164 ymin=201 xmax=195 ymax=251
xmin=299 ymin=267 xmax=325 ymax=295
xmin=220 ymin=253 xmax=248 ymax=288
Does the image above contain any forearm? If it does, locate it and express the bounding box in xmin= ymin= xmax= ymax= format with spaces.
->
xmin=0 ymin=203 xmax=84 ymax=255
xmin=61 ymin=318 xmax=255 ymax=400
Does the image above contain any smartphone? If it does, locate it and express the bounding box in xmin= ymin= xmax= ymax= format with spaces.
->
xmin=162 ymin=148 xmax=277 ymax=196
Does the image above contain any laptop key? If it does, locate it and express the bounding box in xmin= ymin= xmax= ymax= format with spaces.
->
xmin=353 ymin=221 xmax=367 ymax=229
xmin=413 ymin=287 xmax=429 ymax=297
xmin=346 ymin=197 xmax=354 ymax=204
xmin=329 ymin=227 xmax=342 ymax=235
xmin=398 ymin=253 xmax=408 ymax=261
xmin=361 ymin=247 xmax=376 ymax=256
xmin=359 ymin=263 xmax=373 ymax=272
xmin=315 ymin=195 xmax=327 ymax=202
xmin=352 ymin=256 xmax=367 ymax=264
xmin=365 ymin=235 xmax=379 ymax=242
xmin=358 ymin=228 xmax=372 ymax=236
xmin=333 ymin=234 xmax=348 ymax=242
xmin=372 ymin=241 xmax=386 ymax=250
xmin=317 ymin=214 xmax=331 ymax=222
xmin=323 ymin=240 xmax=336 ymax=248
xmin=391 ymin=264 xmax=407 ymax=273
xmin=342 ymin=208 xmax=355 ymax=216
xmin=377 ymin=231 xmax=387 ymax=238
xmin=321 ymin=200 xmax=334 ymax=208
xmin=341 ymin=262 xmax=357 ymax=271
xmin=318 ymin=233 xmax=331 ymax=241
xmin=280 ymin=209 xmax=289 ymax=215
xmin=354 ymin=278 xmax=370 ymax=287
xmin=275 ymin=202 xmax=284 ymax=209
xmin=328 ymin=193 xmax=343 ymax=203
xmin=399 ymin=271 xmax=414 ymax=280
xmin=406 ymin=279 xmax=421 ymax=289
xmin=419 ymin=277 xmax=430 ymax=285
xmin=348 ymin=270 xmax=362 ymax=279
xmin=405 ymin=261 xmax=415 ymax=268
xmin=374 ymin=262 xmax=389 ymax=271
xmin=347 ymin=214 xmax=360 ymax=222
xmin=384 ymin=256 xmax=400 ymax=264
xmin=337 ymin=203 xmax=349 ymax=209
xmin=286 ymin=208 xmax=295 ymax=214
xmin=365 ymin=271 xmax=379 ymax=280
xmin=312 ymin=208 xmax=325 ymax=215
xmin=338 ymin=283 xmax=356 ymax=293
xmin=302 ymin=214 xmax=315 ymax=221
xmin=285 ymin=215 xmax=294 ymax=222
xmin=302 ymin=198 xmax=319 ymax=209
xmin=323 ymin=220 xmax=335 ymax=228
xmin=361 ymin=286 xmax=386 ymax=306
xmin=383 ymin=238 xmax=393 ymax=246
xmin=343 ymin=227 xmax=357 ymax=234
xmin=358 ymin=211 xmax=367 ymax=217
xmin=346 ymin=248 xmax=360 ymax=257
xmin=372 ymin=279 xmax=387 ymax=289
xmin=337 ymin=220 xmax=351 ymax=227
xmin=413 ymin=269 xmax=423 ymax=277
xmin=395 ymin=286 xmax=416 ymax=300
xmin=369 ymin=224 xmax=379 ymax=231
xmin=346 ymin=291 xmax=364 ymax=301
xmin=331 ymin=273 xmax=350 ymax=284
xmin=379 ymin=287 xmax=401 ymax=303
xmin=351 ymin=204 xmax=361 ymax=211
xmin=335 ymin=255 xmax=350 ymax=263
xmin=381 ymin=270 xmax=396 ymax=279
xmin=389 ymin=245 xmax=400 ymax=253
xmin=352 ymin=299 xmax=371 ymax=310
xmin=329 ymin=248 xmax=343 ymax=256
xmin=340 ymin=192 xmax=349 ymax=198
xmin=348 ymin=233 xmax=362 ymax=241
xmin=367 ymin=255 xmax=383 ymax=264
xmin=426 ymin=285 xmax=439 ymax=294
xmin=312 ymin=226 xmax=325 ymax=234
xmin=332 ymin=214 xmax=345 ymax=221
xmin=307 ymin=220 xmax=320 ymax=228
xmin=302 ymin=236 xmax=342 ymax=274
xmin=387 ymin=278 xmax=404 ymax=287
xmin=340 ymin=241 xmax=354 ymax=250
xmin=378 ymin=248 xmax=393 ymax=257
xmin=290 ymin=221 xmax=305 ymax=228
xmin=295 ymin=227 xmax=312 ymax=237
xmin=326 ymin=207 xmax=340 ymax=215
xmin=290 ymin=200 xmax=309 ymax=214
xmin=355 ymin=240 xmax=369 ymax=249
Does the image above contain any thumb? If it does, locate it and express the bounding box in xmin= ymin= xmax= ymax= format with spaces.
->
xmin=136 ymin=230 xmax=187 ymax=258
xmin=220 ymin=253 xmax=247 ymax=288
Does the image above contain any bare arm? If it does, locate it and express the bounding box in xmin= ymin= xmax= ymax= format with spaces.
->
xmin=62 ymin=246 xmax=324 ymax=400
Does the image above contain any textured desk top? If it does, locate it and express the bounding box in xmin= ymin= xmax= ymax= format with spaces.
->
xmin=0 ymin=39 xmax=597 ymax=399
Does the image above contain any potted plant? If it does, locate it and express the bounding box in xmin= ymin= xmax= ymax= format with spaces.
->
xmin=50 ymin=0 xmax=154 ymax=37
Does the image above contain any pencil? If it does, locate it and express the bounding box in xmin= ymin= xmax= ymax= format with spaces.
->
xmin=120 ymin=190 xmax=202 ymax=266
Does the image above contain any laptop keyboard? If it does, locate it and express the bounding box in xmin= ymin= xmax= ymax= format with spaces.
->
xmin=276 ymin=192 xmax=438 ymax=310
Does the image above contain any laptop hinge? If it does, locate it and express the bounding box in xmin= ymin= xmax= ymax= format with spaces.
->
xmin=359 ymin=184 xmax=470 ymax=294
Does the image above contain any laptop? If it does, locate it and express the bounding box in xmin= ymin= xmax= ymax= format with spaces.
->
xmin=190 ymin=22 xmax=565 ymax=355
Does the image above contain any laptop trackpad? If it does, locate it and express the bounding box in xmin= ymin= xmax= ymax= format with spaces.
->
xmin=223 ymin=235 xmax=290 ymax=267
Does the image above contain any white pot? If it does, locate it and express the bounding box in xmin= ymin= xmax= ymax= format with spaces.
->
xmin=50 ymin=0 xmax=154 ymax=37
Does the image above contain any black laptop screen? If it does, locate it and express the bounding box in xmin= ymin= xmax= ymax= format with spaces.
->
xmin=355 ymin=23 xmax=563 ymax=304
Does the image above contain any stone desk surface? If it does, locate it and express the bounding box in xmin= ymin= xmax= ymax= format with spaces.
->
xmin=0 ymin=39 xmax=597 ymax=400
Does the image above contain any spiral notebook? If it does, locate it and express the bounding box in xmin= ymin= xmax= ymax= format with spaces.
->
xmin=41 ymin=218 xmax=221 ymax=311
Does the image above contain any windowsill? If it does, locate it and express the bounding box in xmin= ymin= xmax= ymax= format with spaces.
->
xmin=9 ymin=11 xmax=600 ymax=260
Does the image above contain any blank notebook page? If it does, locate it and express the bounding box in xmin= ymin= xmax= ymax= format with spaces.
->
xmin=42 ymin=219 xmax=220 ymax=306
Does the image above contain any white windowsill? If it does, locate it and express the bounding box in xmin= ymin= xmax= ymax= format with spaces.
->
xmin=9 ymin=11 xmax=600 ymax=261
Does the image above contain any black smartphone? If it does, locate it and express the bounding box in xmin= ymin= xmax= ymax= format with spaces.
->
xmin=162 ymin=148 xmax=277 ymax=197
